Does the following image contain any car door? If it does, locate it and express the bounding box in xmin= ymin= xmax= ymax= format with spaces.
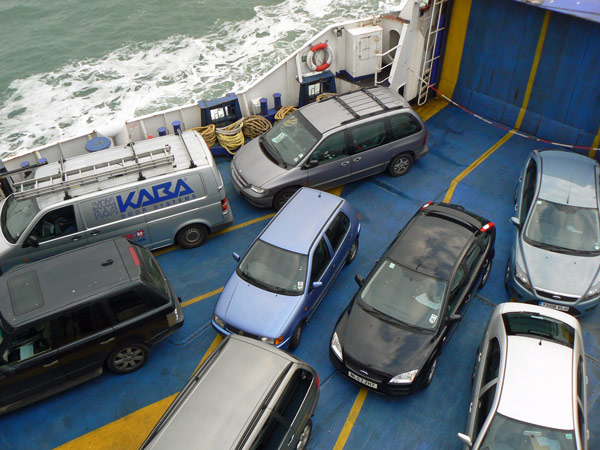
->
xmin=324 ymin=210 xmax=354 ymax=273
xmin=55 ymin=302 xmax=115 ymax=380
xmin=305 ymin=237 xmax=334 ymax=317
xmin=0 ymin=319 xmax=67 ymax=408
xmin=306 ymin=130 xmax=352 ymax=190
xmin=516 ymin=157 xmax=538 ymax=226
xmin=348 ymin=118 xmax=390 ymax=180
xmin=23 ymin=204 xmax=88 ymax=263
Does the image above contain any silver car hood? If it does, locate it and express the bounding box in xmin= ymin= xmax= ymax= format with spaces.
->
xmin=232 ymin=138 xmax=288 ymax=188
xmin=522 ymin=240 xmax=600 ymax=296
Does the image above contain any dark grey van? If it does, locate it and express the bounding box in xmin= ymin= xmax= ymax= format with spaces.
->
xmin=230 ymin=86 xmax=428 ymax=209
xmin=141 ymin=335 xmax=319 ymax=450
xmin=0 ymin=238 xmax=183 ymax=414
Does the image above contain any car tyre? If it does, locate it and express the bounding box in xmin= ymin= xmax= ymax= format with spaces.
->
xmin=479 ymin=258 xmax=492 ymax=289
xmin=176 ymin=224 xmax=208 ymax=249
xmin=422 ymin=356 xmax=438 ymax=388
xmin=107 ymin=342 xmax=149 ymax=374
xmin=346 ymin=238 xmax=359 ymax=264
xmin=289 ymin=323 xmax=303 ymax=350
xmin=296 ymin=419 xmax=312 ymax=450
xmin=273 ymin=187 xmax=298 ymax=210
xmin=504 ymin=259 xmax=511 ymax=290
xmin=387 ymin=153 xmax=414 ymax=177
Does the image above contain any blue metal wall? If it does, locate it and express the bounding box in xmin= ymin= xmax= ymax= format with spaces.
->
xmin=452 ymin=0 xmax=600 ymax=150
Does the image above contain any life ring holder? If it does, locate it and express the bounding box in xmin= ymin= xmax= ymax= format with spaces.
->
xmin=306 ymin=43 xmax=333 ymax=72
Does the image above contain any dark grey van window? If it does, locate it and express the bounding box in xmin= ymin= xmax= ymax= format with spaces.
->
xmin=250 ymin=369 xmax=314 ymax=450
xmin=350 ymin=120 xmax=388 ymax=154
xmin=389 ymin=113 xmax=422 ymax=140
xmin=311 ymin=238 xmax=331 ymax=282
xmin=56 ymin=304 xmax=110 ymax=346
xmin=310 ymin=131 xmax=347 ymax=164
xmin=136 ymin=247 xmax=169 ymax=298
xmin=108 ymin=289 xmax=165 ymax=323
xmin=325 ymin=212 xmax=350 ymax=253
xmin=2 ymin=321 xmax=53 ymax=365
xmin=30 ymin=205 xmax=77 ymax=242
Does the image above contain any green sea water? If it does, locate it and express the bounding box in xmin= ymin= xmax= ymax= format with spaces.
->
xmin=0 ymin=0 xmax=389 ymax=156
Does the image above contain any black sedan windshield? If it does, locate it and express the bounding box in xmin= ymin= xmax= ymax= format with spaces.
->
xmin=359 ymin=259 xmax=447 ymax=330
xmin=237 ymin=239 xmax=308 ymax=295
xmin=263 ymin=111 xmax=320 ymax=167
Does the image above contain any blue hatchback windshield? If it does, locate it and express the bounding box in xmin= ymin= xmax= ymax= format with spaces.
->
xmin=525 ymin=199 xmax=600 ymax=253
xmin=359 ymin=259 xmax=447 ymax=330
xmin=263 ymin=111 xmax=320 ymax=167
xmin=237 ymin=239 xmax=308 ymax=295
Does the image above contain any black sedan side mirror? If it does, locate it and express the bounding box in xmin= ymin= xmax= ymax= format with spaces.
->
xmin=0 ymin=365 xmax=12 ymax=377
xmin=355 ymin=274 xmax=364 ymax=286
xmin=448 ymin=313 xmax=461 ymax=323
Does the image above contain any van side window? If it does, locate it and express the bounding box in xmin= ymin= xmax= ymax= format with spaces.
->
xmin=56 ymin=304 xmax=110 ymax=346
xmin=325 ymin=212 xmax=350 ymax=253
xmin=389 ymin=113 xmax=422 ymax=140
xmin=350 ymin=120 xmax=388 ymax=154
xmin=310 ymin=238 xmax=331 ymax=283
xmin=251 ymin=369 xmax=314 ymax=449
xmin=2 ymin=321 xmax=53 ymax=365
xmin=310 ymin=132 xmax=347 ymax=164
xmin=107 ymin=289 xmax=160 ymax=323
xmin=30 ymin=206 xmax=77 ymax=242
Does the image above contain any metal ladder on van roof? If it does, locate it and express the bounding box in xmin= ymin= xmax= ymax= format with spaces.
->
xmin=12 ymin=144 xmax=175 ymax=200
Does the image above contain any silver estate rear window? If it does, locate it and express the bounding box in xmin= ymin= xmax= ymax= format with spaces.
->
xmin=502 ymin=312 xmax=574 ymax=348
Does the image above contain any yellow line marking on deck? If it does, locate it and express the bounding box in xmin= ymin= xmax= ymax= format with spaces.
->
xmin=333 ymin=388 xmax=369 ymax=450
xmin=415 ymin=96 xmax=449 ymax=121
xmin=181 ymin=287 xmax=224 ymax=307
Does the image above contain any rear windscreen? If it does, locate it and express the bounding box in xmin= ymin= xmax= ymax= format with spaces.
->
xmin=502 ymin=312 xmax=574 ymax=348
xmin=8 ymin=271 xmax=45 ymax=316
xmin=135 ymin=246 xmax=170 ymax=299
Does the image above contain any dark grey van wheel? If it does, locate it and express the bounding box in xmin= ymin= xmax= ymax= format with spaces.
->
xmin=346 ymin=238 xmax=359 ymax=264
xmin=289 ymin=323 xmax=303 ymax=350
xmin=176 ymin=224 xmax=208 ymax=249
xmin=273 ymin=187 xmax=298 ymax=210
xmin=107 ymin=343 xmax=149 ymax=374
xmin=387 ymin=153 xmax=414 ymax=177
xmin=297 ymin=419 xmax=312 ymax=450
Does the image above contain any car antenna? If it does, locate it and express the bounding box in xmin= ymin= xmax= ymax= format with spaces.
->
xmin=539 ymin=339 xmax=542 ymax=346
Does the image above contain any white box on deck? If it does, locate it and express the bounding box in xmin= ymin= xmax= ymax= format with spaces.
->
xmin=344 ymin=25 xmax=383 ymax=79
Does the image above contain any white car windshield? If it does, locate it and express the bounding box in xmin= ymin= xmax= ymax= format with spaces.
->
xmin=525 ymin=199 xmax=600 ymax=254
xmin=480 ymin=413 xmax=576 ymax=450
xmin=237 ymin=239 xmax=308 ymax=295
xmin=2 ymin=195 xmax=40 ymax=243
xmin=358 ymin=259 xmax=446 ymax=330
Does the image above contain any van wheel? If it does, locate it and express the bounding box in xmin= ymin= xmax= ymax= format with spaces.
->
xmin=289 ymin=323 xmax=303 ymax=350
xmin=176 ymin=224 xmax=208 ymax=249
xmin=387 ymin=153 xmax=413 ymax=177
xmin=107 ymin=343 xmax=149 ymax=374
xmin=297 ymin=419 xmax=312 ymax=450
xmin=273 ymin=187 xmax=298 ymax=210
xmin=346 ymin=238 xmax=359 ymax=264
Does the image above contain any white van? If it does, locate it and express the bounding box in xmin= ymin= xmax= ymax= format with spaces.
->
xmin=0 ymin=131 xmax=232 ymax=273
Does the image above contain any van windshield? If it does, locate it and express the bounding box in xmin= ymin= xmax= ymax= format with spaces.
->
xmin=1 ymin=195 xmax=40 ymax=243
xmin=262 ymin=111 xmax=320 ymax=167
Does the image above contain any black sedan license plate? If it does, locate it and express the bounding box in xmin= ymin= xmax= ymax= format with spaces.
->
xmin=539 ymin=301 xmax=570 ymax=312
xmin=348 ymin=371 xmax=377 ymax=389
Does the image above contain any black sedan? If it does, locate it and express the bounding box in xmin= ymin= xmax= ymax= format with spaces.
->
xmin=329 ymin=202 xmax=495 ymax=394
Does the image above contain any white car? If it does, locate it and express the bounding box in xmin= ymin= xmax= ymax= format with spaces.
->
xmin=458 ymin=302 xmax=589 ymax=449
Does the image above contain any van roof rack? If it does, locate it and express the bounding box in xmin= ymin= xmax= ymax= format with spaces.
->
xmin=12 ymin=144 xmax=175 ymax=201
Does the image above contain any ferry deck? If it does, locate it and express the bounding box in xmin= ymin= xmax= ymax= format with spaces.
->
xmin=1 ymin=0 xmax=599 ymax=448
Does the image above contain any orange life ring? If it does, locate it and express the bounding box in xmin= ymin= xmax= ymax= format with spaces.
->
xmin=306 ymin=43 xmax=333 ymax=72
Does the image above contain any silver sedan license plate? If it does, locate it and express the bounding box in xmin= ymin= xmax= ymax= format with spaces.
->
xmin=348 ymin=371 xmax=377 ymax=389
xmin=539 ymin=301 xmax=570 ymax=312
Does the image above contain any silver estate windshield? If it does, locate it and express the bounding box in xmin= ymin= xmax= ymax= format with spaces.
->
xmin=237 ymin=239 xmax=308 ymax=295
xmin=480 ymin=413 xmax=576 ymax=450
xmin=359 ymin=259 xmax=447 ymax=330
xmin=263 ymin=111 xmax=320 ymax=167
xmin=1 ymin=195 xmax=40 ymax=244
xmin=525 ymin=199 xmax=600 ymax=253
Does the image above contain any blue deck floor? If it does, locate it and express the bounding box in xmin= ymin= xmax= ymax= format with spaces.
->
xmin=1 ymin=102 xmax=598 ymax=449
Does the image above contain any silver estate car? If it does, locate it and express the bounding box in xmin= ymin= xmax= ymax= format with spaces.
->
xmin=230 ymin=86 xmax=428 ymax=209
xmin=505 ymin=150 xmax=600 ymax=315
xmin=458 ymin=302 xmax=589 ymax=450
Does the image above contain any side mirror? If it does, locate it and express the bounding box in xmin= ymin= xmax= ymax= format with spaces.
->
xmin=302 ymin=159 xmax=318 ymax=170
xmin=448 ymin=314 xmax=461 ymax=323
xmin=24 ymin=235 xmax=39 ymax=248
xmin=311 ymin=281 xmax=323 ymax=290
xmin=457 ymin=433 xmax=472 ymax=447
xmin=510 ymin=216 xmax=520 ymax=227
xmin=355 ymin=274 xmax=364 ymax=287
xmin=232 ymin=252 xmax=240 ymax=262
xmin=0 ymin=365 xmax=12 ymax=377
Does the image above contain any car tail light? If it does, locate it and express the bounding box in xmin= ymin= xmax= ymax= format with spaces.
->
xmin=316 ymin=373 xmax=320 ymax=389
xmin=128 ymin=247 xmax=141 ymax=266
xmin=423 ymin=130 xmax=428 ymax=145
xmin=221 ymin=197 xmax=228 ymax=212
xmin=356 ymin=212 xmax=360 ymax=221
xmin=420 ymin=201 xmax=433 ymax=210
xmin=480 ymin=222 xmax=494 ymax=232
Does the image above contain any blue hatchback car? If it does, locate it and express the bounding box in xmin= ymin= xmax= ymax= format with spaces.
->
xmin=212 ymin=187 xmax=360 ymax=350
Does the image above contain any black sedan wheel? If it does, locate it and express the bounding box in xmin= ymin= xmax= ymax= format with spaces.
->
xmin=423 ymin=357 xmax=438 ymax=388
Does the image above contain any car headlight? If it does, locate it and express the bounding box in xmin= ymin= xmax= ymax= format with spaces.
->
xmin=583 ymin=279 xmax=600 ymax=300
xmin=389 ymin=369 xmax=418 ymax=384
xmin=212 ymin=314 xmax=225 ymax=328
xmin=330 ymin=332 xmax=343 ymax=361
xmin=514 ymin=262 xmax=531 ymax=290
xmin=260 ymin=336 xmax=284 ymax=346
xmin=250 ymin=185 xmax=268 ymax=195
